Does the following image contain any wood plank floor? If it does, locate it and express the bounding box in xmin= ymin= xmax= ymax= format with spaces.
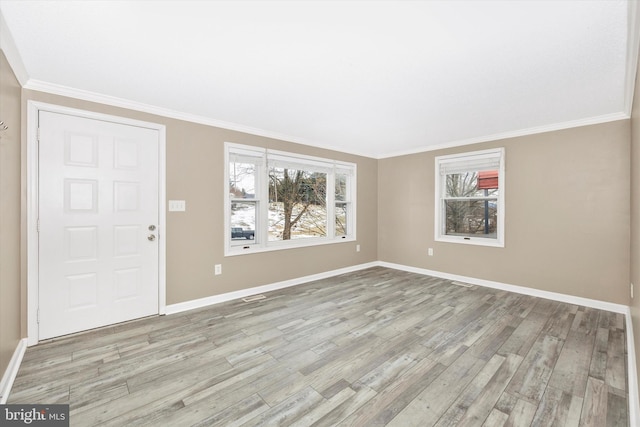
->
xmin=8 ymin=267 xmax=629 ymax=426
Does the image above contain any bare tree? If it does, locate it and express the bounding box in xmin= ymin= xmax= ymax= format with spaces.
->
xmin=445 ymin=172 xmax=497 ymax=235
xmin=229 ymin=163 xmax=256 ymax=200
xmin=445 ymin=172 xmax=478 ymax=233
xmin=269 ymin=168 xmax=326 ymax=240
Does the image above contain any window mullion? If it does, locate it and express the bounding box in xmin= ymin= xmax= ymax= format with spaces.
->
xmin=443 ymin=196 xmax=498 ymax=201
xmin=327 ymin=171 xmax=335 ymax=239
xmin=348 ymin=171 xmax=355 ymax=238
xmin=257 ymin=156 xmax=269 ymax=247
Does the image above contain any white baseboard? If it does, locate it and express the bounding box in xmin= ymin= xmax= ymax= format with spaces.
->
xmin=0 ymin=338 xmax=27 ymax=404
xmin=378 ymin=261 xmax=629 ymax=314
xmin=165 ymin=262 xmax=379 ymax=315
xmin=625 ymin=307 xmax=640 ymax=427
xmin=167 ymin=260 xmax=630 ymax=316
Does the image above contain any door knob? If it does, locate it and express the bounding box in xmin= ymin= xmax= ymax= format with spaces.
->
xmin=148 ymin=225 xmax=156 ymax=231
xmin=148 ymin=234 xmax=156 ymax=241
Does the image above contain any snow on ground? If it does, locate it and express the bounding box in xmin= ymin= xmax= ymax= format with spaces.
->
xmin=231 ymin=203 xmax=328 ymax=240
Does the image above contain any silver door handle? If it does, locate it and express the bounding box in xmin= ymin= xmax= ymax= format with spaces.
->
xmin=148 ymin=234 xmax=156 ymax=241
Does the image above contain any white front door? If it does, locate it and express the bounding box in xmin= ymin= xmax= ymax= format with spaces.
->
xmin=38 ymin=111 xmax=160 ymax=339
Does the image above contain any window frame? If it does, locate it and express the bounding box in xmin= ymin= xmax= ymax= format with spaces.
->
xmin=228 ymin=148 xmax=264 ymax=249
xmin=434 ymin=147 xmax=505 ymax=247
xmin=225 ymin=142 xmax=357 ymax=256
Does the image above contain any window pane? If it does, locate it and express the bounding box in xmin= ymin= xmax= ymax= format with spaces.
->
xmin=268 ymin=167 xmax=327 ymax=240
xmin=335 ymin=173 xmax=348 ymax=202
xmin=335 ymin=202 xmax=348 ymax=237
xmin=229 ymin=162 xmax=256 ymax=199
xmin=445 ymin=171 xmax=499 ymax=198
xmin=231 ymin=201 xmax=256 ymax=245
xmin=444 ymin=199 xmax=497 ymax=238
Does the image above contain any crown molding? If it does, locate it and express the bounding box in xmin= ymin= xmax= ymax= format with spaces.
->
xmin=625 ymin=0 xmax=640 ymax=116
xmin=378 ymin=112 xmax=629 ymax=159
xmin=23 ymin=79 xmax=376 ymax=159
xmin=21 ymin=78 xmax=632 ymax=161
xmin=26 ymin=77 xmax=630 ymax=161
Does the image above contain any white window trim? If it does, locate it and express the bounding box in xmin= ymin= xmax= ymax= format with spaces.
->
xmin=434 ymin=147 xmax=505 ymax=247
xmin=225 ymin=142 xmax=357 ymax=256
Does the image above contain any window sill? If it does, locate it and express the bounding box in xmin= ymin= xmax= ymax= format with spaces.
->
xmin=225 ymin=235 xmax=357 ymax=257
xmin=435 ymin=236 xmax=504 ymax=248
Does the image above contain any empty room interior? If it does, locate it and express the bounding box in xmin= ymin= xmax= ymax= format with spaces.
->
xmin=2 ymin=1 xmax=640 ymax=425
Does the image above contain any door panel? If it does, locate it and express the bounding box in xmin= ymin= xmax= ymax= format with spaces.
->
xmin=38 ymin=111 xmax=159 ymax=339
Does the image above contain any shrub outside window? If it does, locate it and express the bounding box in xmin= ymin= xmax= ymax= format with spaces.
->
xmin=435 ymin=148 xmax=504 ymax=247
xmin=226 ymin=143 xmax=356 ymax=255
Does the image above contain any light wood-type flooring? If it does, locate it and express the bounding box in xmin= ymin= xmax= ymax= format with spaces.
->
xmin=8 ymin=267 xmax=630 ymax=426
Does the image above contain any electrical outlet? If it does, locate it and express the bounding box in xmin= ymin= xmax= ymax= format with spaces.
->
xmin=356 ymin=244 xmax=361 ymax=252
xmin=428 ymin=248 xmax=434 ymax=256
xmin=215 ymin=264 xmax=222 ymax=276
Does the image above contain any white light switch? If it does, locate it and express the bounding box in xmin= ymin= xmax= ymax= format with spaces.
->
xmin=169 ymin=200 xmax=186 ymax=212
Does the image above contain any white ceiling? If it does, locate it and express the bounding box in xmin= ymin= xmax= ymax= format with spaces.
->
xmin=0 ymin=0 xmax=635 ymax=158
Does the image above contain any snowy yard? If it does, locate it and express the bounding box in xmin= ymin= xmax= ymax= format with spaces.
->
xmin=231 ymin=202 xmax=332 ymax=241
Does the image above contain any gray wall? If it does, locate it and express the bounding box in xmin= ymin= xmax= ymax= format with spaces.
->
xmin=0 ymin=50 xmax=22 ymax=377
xmin=379 ymin=120 xmax=631 ymax=304
xmin=630 ymin=43 xmax=640 ymax=404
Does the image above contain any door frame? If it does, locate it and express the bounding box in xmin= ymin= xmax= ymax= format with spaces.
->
xmin=27 ymin=101 xmax=167 ymax=345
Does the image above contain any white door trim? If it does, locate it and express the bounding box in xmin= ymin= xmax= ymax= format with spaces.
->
xmin=27 ymin=101 xmax=167 ymax=346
